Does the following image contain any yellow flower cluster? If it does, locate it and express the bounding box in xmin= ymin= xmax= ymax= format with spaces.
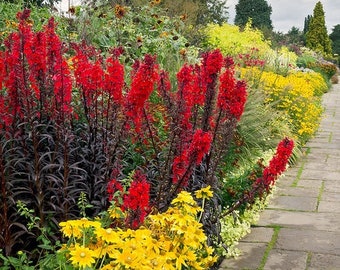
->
xmin=240 ymin=67 xmax=327 ymax=141
xmin=59 ymin=186 xmax=217 ymax=269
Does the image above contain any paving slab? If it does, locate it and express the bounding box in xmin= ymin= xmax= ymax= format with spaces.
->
xmin=304 ymin=151 xmax=328 ymax=160
xmin=241 ymin=227 xmax=273 ymax=243
xmin=267 ymin=195 xmax=317 ymax=211
xmin=280 ymin=168 xmax=300 ymax=178
xmin=323 ymin=181 xmax=340 ymax=192
xmin=318 ymin=201 xmax=340 ymax=213
xmin=263 ymin=249 xmax=308 ymax=270
xmin=308 ymin=253 xmax=340 ymax=270
xmin=256 ymin=210 xmax=340 ymax=232
xmin=275 ymin=228 xmax=340 ymax=255
xmin=275 ymin=175 xmax=297 ymax=187
xmin=296 ymin=179 xmax=323 ymax=188
xmin=300 ymin=169 xmax=340 ymax=181
xmin=274 ymin=186 xmax=319 ymax=197
xmin=320 ymin=191 xmax=340 ymax=201
xmin=303 ymin=162 xmax=338 ymax=172
xmin=219 ymin=242 xmax=267 ymax=270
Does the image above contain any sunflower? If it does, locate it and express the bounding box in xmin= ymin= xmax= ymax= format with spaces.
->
xmin=114 ymin=4 xmax=126 ymax=19
xmin=69 ymin=244 xmax=96 ymax=268
xmin=151 ymin=0 xmax=161 ymax=5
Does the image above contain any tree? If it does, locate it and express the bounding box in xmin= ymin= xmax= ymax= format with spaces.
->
xmin=305 ymin=1 xmax=332 ymax=56
xmin=204 ymin=0 xmax=229 ymax=25
xmin=303 ymin=14 xmax=312 ymax=34
xmin=286 ymin=26 xmax=304 ymax=45
xmin=270 ymin=27 xmax=304 ymax=50
xmin=330 ymin=24 xmax=340 ymax=55
xmin=160 ymin=0 xmax=228 ymax=26
xmin=234 ymin=0 xmax=272 ymax=31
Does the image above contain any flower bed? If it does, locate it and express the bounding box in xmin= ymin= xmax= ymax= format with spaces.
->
xmin=0 ymin=3 xmax=332 ymax=269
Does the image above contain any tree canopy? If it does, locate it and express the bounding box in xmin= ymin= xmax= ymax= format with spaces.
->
xmin=305 ymin=1 xmax=332 ymax=56
xmin=330 ymin=24 xmax=340 ymax=56
xmin=159 ymin=0 xmax=228 ymax=26
xmin=234 ymin=0 xmax=272 ymax=31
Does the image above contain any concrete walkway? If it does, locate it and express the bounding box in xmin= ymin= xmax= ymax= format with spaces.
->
xmin=220 ymin=83 xmax=340 ymax=270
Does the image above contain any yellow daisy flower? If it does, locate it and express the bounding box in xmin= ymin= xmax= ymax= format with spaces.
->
xmin=171 ymin=191 xmax=196 ymax=206
xmin=59 ymin=221 xmax=82 ymax=238
xmin=195 ymin=186 xmax=213 ymax=199
xmin=108 ymin=207 xmax=124 ymax=219
xmin=95 ymin=227 xmax=121 ymax=244
xmin=69 ymin=245 xmax=95 ymax=268
xmin=115 ymin=248 xmax=140 ymax=268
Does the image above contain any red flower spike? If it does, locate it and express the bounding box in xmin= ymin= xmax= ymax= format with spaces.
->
xmin=255 ymin=138 xmax=294 ymax=191
xmin=172 ymin=151 xmax=189 ymax=184
xmin=45 ymin=18 xmax=73 ymax=119
xmin=189 ymin=129 xmax=212 ymax=164
xmin=107 ymin=179 xmax=123 ymax=202
xmin=16 ymin=9 xmax=31 ymax=21
xmin=104 ymin=56 xmax=124 ymax=104
xmin=73 ymin=47 xmax=105 ymax=115
xmin=218 ymin=69 xmax=247 ymax=120
xmin=202 ymin=49 xmax=224 ymax=82
xmin=0 ymin=52 xmax=4 ymax=92
xmin=157 ymin=70 xmax=173 ymax=103
xmin=122 ymin=171 xmax=150 ymax=229
xmin=172 ymin=129 xmax=212 ymax=186
xmin=125 ymin=54 xmax=159 ymax=132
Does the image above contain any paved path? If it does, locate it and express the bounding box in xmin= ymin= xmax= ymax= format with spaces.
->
xmin=220 ymin=83 xmax=340 ymax=270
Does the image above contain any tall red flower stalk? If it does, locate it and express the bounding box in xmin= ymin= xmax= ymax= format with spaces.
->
xmin=73 ymin=45 xmax=105 ymax=124
xmin=45 ymin=18 xmax=72 ymax=121
xmin=122 ymin=171 xmax=150 ymax=229
xmin=152 ymin=49 xmax=249 ymax=208
xmin=104 ymin=56 xmax=124 ymax=104
xmin=256 ymin=137 xmax=295 ymax=191
xmin=1 ymin=10 xmax=73 ymax=126
xmin=172 ymin=129 xmax=212 ymax=186
xmin=224 ymin=137 xmax=295 ymax=216
xmin=125 ymin=54 xmax=159 ymax=133
xmin=217 ymin=57 xmax=247 ymax=120
xmin=200 ymin=49 xmax=224 ymax=131
xmin=107 ymin=178 xmax=123 ymax=202
xmin=3 ymin=11 xmax=32 ymax=125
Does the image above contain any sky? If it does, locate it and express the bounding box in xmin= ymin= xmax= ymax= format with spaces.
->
xmin=57 ymin=0 xmax=340 ymax=34
xmin=226 ymin=0 xmax=340 ymax=34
